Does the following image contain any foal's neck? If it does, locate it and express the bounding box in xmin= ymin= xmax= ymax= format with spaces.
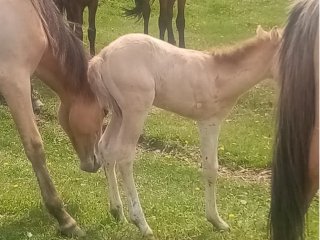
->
xmin=213 ymin=38 xmax=278 ymax=100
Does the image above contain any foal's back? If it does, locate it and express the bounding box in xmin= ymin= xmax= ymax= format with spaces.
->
xmin=97 ymin=34 xmax=217 ymax=119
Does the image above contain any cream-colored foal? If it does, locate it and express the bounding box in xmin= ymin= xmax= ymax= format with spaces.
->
xmin=89 ymin=26 xmax=281 ymax=238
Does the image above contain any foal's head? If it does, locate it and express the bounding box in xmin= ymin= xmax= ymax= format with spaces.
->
xmin=255 ymin=25 xmax=283 ymax=78
xmin=58 ymin=92 xmax=104 ymax=173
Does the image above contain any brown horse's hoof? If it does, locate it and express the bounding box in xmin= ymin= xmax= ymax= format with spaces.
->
xmin=60 ymin=224 xmax=86 ymax=238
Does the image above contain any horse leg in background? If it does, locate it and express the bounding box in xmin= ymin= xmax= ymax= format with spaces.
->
xmin=197 ymin=120 xmax=229 ymax=231
xmin=158 ymin=0 xmax=168 ymax=41
xmin=99 ymin=114 xmax=127 ymax=222
xmin=66 ymin=5 xmax=84 ymax=41
xmin=166 ymin=0 xmax=177 ymax=46
xmin=1 ymin=72 xmax=83 ymax=237
xmin=88 ymin=0 xmax=98 ymax=56
xmin=115 ymin=110 xmax=153 ymax=238
xmin=176 ymin=0 xmax=186 ymax=48
xmin=142 ymin=0 xmax=151 ymax=34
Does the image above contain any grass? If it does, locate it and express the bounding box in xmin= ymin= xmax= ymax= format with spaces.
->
xmin=0 ymin=0 xmax=318 ymax=239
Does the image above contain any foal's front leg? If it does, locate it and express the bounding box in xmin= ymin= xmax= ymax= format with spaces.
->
xmin=99 ymin=115 xmax=126 ymax=222
xmin=116 ymin=111 xmax=153 ymax=238
xmin=197 ymin=120 xmax=229 ymax=231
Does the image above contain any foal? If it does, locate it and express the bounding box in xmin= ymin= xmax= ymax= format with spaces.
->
xmin=89 ymin=26 xmax=281 ymax=237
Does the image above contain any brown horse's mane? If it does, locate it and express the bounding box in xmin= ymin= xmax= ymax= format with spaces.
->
xmin=31 ymin=0 xmax=93 ymax=98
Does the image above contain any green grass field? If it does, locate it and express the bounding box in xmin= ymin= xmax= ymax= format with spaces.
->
xmin=0 ymin=0 xmax=318 ymax=239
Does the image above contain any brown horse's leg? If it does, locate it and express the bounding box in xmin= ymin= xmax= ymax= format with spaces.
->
xmin=176 ymin=0 xmax=186 ymax=48
xmin=142 ymin=0 xmax=151 ymax=35
xmin=88 ymin=0 xmax=98 ymax=56
xmin=66 ymin=5 xmax=84 ymax=41
xmin=308 ymin=33 xmax=319 ymax=205
xmin=158 ymin=0 xmax=168 ymax=41
xmin=166 ymin=0 xmax=177 ymax=45
xmin=307 ymin=127 xmax=319 ymax=204
xmin=2 ymin=73 xmax=84 ymax=237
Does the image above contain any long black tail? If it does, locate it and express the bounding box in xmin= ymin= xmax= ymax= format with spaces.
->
xmin=269 ymin=0 xmax=319 ymax=240
xmin=124 ymin=0 xmax=154 ymax=20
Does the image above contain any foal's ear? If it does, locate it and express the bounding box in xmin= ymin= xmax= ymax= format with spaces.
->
xmin=270 ymin=26 xmax=280 ymax=42
xmin=256 ymin=25 xmax=265 ymax=36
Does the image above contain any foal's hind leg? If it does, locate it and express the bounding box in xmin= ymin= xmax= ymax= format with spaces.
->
xmin=99 ymin=114 xmax=126 ymax=222
xmin=197 ymin=120 xmax=229 ymax=231
xmin=1 ymin=73 xmax=84 ymax=237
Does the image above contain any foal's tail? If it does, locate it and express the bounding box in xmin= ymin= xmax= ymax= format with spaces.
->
xmin=269 ymin=0 xmax=319 ymax=240
xmin=88 ymin=56 xmax=121 ymax=117
xmin=124 ymin=0 xmax=154 ymax=20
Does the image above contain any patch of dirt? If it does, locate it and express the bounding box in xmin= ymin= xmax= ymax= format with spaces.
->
xmin=138 ymin=142 xmax=272 ymax=185
xmin=219 ymin=166 xmax=271 ymax=184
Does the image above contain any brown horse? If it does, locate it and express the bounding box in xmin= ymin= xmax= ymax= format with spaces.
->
xmin=54 ymin=0 xmax=98 ymax=56
xmin=269 ymin=0 xmax=319 ymax=239
xmin=125 ymin=0 xmax=186 ymax=48
xmin=0 ymin=0 xmax=103 ymax=236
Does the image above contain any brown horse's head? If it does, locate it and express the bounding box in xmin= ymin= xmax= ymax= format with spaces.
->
xmin=58 ymin=96 xmax=104 ymax=173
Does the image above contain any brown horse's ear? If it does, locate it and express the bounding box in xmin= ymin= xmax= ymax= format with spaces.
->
xmin=256 ymin=25 xmax=265 ymax=36
xmin=270 ymin=26 xmax=280 ymax=42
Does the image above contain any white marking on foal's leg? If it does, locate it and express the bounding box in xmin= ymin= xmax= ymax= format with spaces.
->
xmin=197 ymin=120 xmax=230 ymax=231
xmin=118 ymin=160 xmax=153 ymax=237
xmin=103 ymin=161 xmax=126 ymax=222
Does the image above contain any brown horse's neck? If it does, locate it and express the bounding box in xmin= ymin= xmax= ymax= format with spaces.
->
xmin=36 ymin=49 xmax=95 ymax=105
xmin=212 ymin=38 xmax=279 ymax=100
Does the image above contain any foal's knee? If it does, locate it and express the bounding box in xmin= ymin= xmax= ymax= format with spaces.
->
xmin=202 ymin=162 xmax=219 ymax=182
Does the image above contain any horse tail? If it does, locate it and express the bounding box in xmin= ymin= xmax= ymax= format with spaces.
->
xmin=88 ymin=55 xmax=121 ymax=117
xmin=124 ymin=0 xmax=154 ymax=20
xmin=30 ymin=0 xmax=89 ymax=92
xmin=269 ymin=0 xmax=319 ymax=240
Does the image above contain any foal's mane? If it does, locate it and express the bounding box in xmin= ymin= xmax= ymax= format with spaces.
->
xmin=31 ymin=0 xmax=91 ymax=96
xmin=210 ymin=35 xmax=273 ymax=63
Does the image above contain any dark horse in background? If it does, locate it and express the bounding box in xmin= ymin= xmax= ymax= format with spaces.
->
xmin=125 ymin=0 xmax=186 ymax=48
xmin=54 ymin=0 xmax=98 ymax=56
xmin=269 ymin=0 xmax=319 ymax=239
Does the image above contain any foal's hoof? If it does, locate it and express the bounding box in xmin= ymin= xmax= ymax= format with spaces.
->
xmin=110 ymin=208 xmax=127 ymax=223
xmin=213 ymin=220 xmax=230 ymax=232
xmin=142 ymin=227 xmax=154 ymax=239
xmin=60 ymin=224 xmax=86 ymax=238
